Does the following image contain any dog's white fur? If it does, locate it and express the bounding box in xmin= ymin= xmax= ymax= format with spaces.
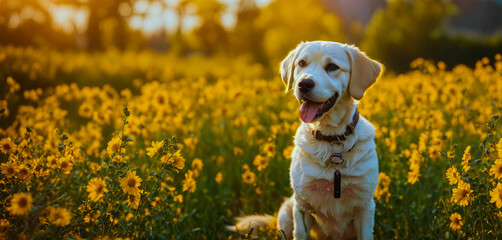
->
xmin=231 ymin=41 xmax=382 ymax=240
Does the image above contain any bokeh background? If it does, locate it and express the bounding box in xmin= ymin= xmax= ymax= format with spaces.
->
xmin=1 ymin=0 xmax=501 ymax=71
xmin=1 ymin=0 xmax=502 ymax=239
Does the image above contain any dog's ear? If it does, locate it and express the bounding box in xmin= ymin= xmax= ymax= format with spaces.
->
xmin=345 ymin=46 xmax=383 ymax=100
xmin=280 ymin=43 xmax=304 ymax=93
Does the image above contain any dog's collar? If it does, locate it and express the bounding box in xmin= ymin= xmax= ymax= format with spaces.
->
xmin=311 ymin=108 xmax=359 ymax=143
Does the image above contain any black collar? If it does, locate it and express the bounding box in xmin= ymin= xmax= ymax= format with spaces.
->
xmin=311 ymin=108 xmax=359 ymax=143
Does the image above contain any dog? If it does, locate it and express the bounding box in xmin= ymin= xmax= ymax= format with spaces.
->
xmin=229 ymin=41 xmax=383 ymax=240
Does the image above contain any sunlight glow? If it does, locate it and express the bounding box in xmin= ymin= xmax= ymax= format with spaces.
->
xmin=49 ymin=5 xmax=87 ymax=33
xmin=48 ymin=0 xmax=271 ymax=34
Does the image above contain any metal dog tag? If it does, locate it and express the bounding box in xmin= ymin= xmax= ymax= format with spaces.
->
xmin=330 ymin=151 xmax=344 ymax=199
xmin=334 ymin=169 xmax=341 ymax=198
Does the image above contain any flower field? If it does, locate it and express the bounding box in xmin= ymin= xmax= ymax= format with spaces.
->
xmin=0 ymin=47 xmax=501 ymax=239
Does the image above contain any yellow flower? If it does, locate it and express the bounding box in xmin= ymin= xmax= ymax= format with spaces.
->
xmin=233 ymin=147 xmax=244 ymax=157
xmin=78 ymin=102 xmax=94 ymax=118
xmin=151 ymin=196 xmax=161 ymax=208
xmin=253 ymin=154 xmax=269 ymax=171
xmin=242 ymin=164 xmax=250 ymax=172
xmin=127 ymin=195 xmax=140 ymax=209
xmin=428 ymin=130 xmax=443 ymax=160
xmin=407 ymin=163 xmax=420 ymax=185
xmin=446 ymin=166 xmax=461 ymax=185
xmin=162 ymin=150 xmax=185 ymax=170
xmin=86 ymin=177 xmax=108 ymax=202
xmin=107 ymin=136 xmax=122 ymax=157
xmin=374 ymin=172 xmax=392 ymax=203
xmin=452 ymin=181 xmax=473 ymax=206
xmin=0 ymin=161 xmax=17 ymax=178
xmin=47 ymin=206 xmax=72 ymax=226
xmin=16 ymin=164 xmax=30 ymax=180
xmin=378 ymin=172 xmax=391 ymax=187
xmin=6 ymin=76 xmax=20 ymax=93
xmin=191 ymin=158 xmax=203 ymax=172
xmin=46 ymin=156 xmax=59 ymax=169
xmin=16 ymin=233 xmax=27 ymax=240
xmin=283 ymin=145 xmax=295 ymax=159
xmin=89 ymin=162 xmax=102 ymax=173
xmin=0 ymin=137 xmax=16 ymax=154
xmin=267 ymin=215 xmax=278 ymax=232
xmin=111 ymin=154 xmax=126 ymax=163
xmin=449 ymin=212 xmax=463 ymax=232
xmin=418 ymin=133 xmax=428 ymax=153
xmin=497 ymin=138 xmax=502 ymax=159
xmin=215 ymin=172 xmax=224 ymax=184
xmin=58 ymin=156 xmax=74 ymax=174
xmin=107 ymin=212 xmax=119 ymax=225
xmin=182 ymin=170 xmax=196 ymax=193
xmin=374 ymin=187 xmax=390 ymax=203
xmin=7 ymin=192 xmax=32 ymax=216
xmin=84 ymin=210 xmax=100 ymax=223
xmin=191 ymin=158 xmax=203 ymax=177
xmin=0 ymin=100 xmax=9 ymax=117
xmin=263 ymin=142 xmax=276 ymax=157
xmin=490 ymin=183 xmax=502 ymax=208
xmin=407 ymin=150 xmax=422 ymax=184
xmin=119 ymin=171 xmax=142 ymax=196
xmin=174 ymin=194 xmax=183 ymax=203
xmin=0 ymin=219 xmax=9 ymax=236
xmin=461 ymin=145 xmax=471 ymax=172
xmin=146 ymin=140 xmax=164 ymax=158
xmin=242 ymin=170 xmax=256 ymax=185
xmin=183 ymin=137 xmax=198 ymax=150
xmin=125 ymin=212 xmax=134 ymax=221
xmin=490 ymin=159 xmax=502 ymax=179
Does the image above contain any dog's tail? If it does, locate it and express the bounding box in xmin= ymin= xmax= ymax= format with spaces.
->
xmin=225 ymin=214 xmax=275 ymax=234
xmin=227 ymin=197 xmax=294 ymax=239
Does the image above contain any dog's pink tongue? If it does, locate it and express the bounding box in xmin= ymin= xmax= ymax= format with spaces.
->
xmin=299 ymin=101 xmax=322 ymax=123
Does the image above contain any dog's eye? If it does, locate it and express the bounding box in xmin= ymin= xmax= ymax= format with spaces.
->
xmin=298 ymin=60 xmax=307 ymax=68
xmin=325 ymin=63 xmax=339 ymax=72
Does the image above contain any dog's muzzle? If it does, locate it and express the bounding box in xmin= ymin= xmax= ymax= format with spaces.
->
xmin=299 ymin=92 xmax=339 ymax=123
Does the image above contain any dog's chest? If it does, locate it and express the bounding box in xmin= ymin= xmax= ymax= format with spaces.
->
xmin=294 ymin=168 xmax=367 ymax=214
xmin=290 ymin=145 xmax=371 ymax=202
xmin=295 ymin=171 xmax=366 ymax=238
xmin=304 ymin=178 xmax=361 ymax=199
xmin=290 ymin=141 xmax=376 ymax=236
xmin=296 ymin=177 xmax=362 ymax=237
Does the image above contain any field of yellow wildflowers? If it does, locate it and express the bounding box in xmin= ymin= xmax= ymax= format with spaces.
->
xmin=0 ymin=46 xmax=501 ymax=239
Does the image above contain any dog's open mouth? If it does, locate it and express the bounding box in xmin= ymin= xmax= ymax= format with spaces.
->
xmin=299 ymin=92 xmax=339 ymax=123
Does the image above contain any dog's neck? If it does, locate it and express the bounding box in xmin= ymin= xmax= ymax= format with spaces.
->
xmin=295 ymin=95 xmax=359 ymax=168
xmin=305 ymin=94 xmax=357 ymax=136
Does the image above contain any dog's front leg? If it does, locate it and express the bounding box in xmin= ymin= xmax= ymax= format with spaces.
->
xmin=292 ymin=197 xmax=312 ymax=240
xmin=354 ymin=200 xmax=375 ymax=240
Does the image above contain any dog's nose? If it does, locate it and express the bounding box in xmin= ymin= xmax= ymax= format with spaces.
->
xmin=299 ymin=79 xmax=315 ymax=93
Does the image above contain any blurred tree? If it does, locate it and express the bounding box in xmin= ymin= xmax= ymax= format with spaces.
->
xmin=318 ymin=0 xmax=387 ymax=44
xmin=0 ymin=0 xmax=51 ymax=27
xmin=0 ymin=0 xmax=74 ymax=48
xmin=229 ymin=0 xmax=264 ymax=60
xmin=361 ymin=0 xmax=456 ymax=72
xmin=191 ymin=0 xmax=229 ymax=55
xmin=54 ymin=0 xmax=134 ymax=51
xmin=169 ymin=0 xmax=191 ymax=55
xmin=255 ymin=0 xmax=346 ymax=65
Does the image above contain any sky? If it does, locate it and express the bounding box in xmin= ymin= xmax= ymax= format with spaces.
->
xmin=49 ymin=0 xmax=271 ymax=34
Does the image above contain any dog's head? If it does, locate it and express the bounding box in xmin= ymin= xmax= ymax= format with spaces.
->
xmin=280 ymin=41 xmax=382 ymax=123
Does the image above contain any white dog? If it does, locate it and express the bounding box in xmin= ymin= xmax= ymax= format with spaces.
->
xmin=230 ymin=41 xmax=383 ymax=240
